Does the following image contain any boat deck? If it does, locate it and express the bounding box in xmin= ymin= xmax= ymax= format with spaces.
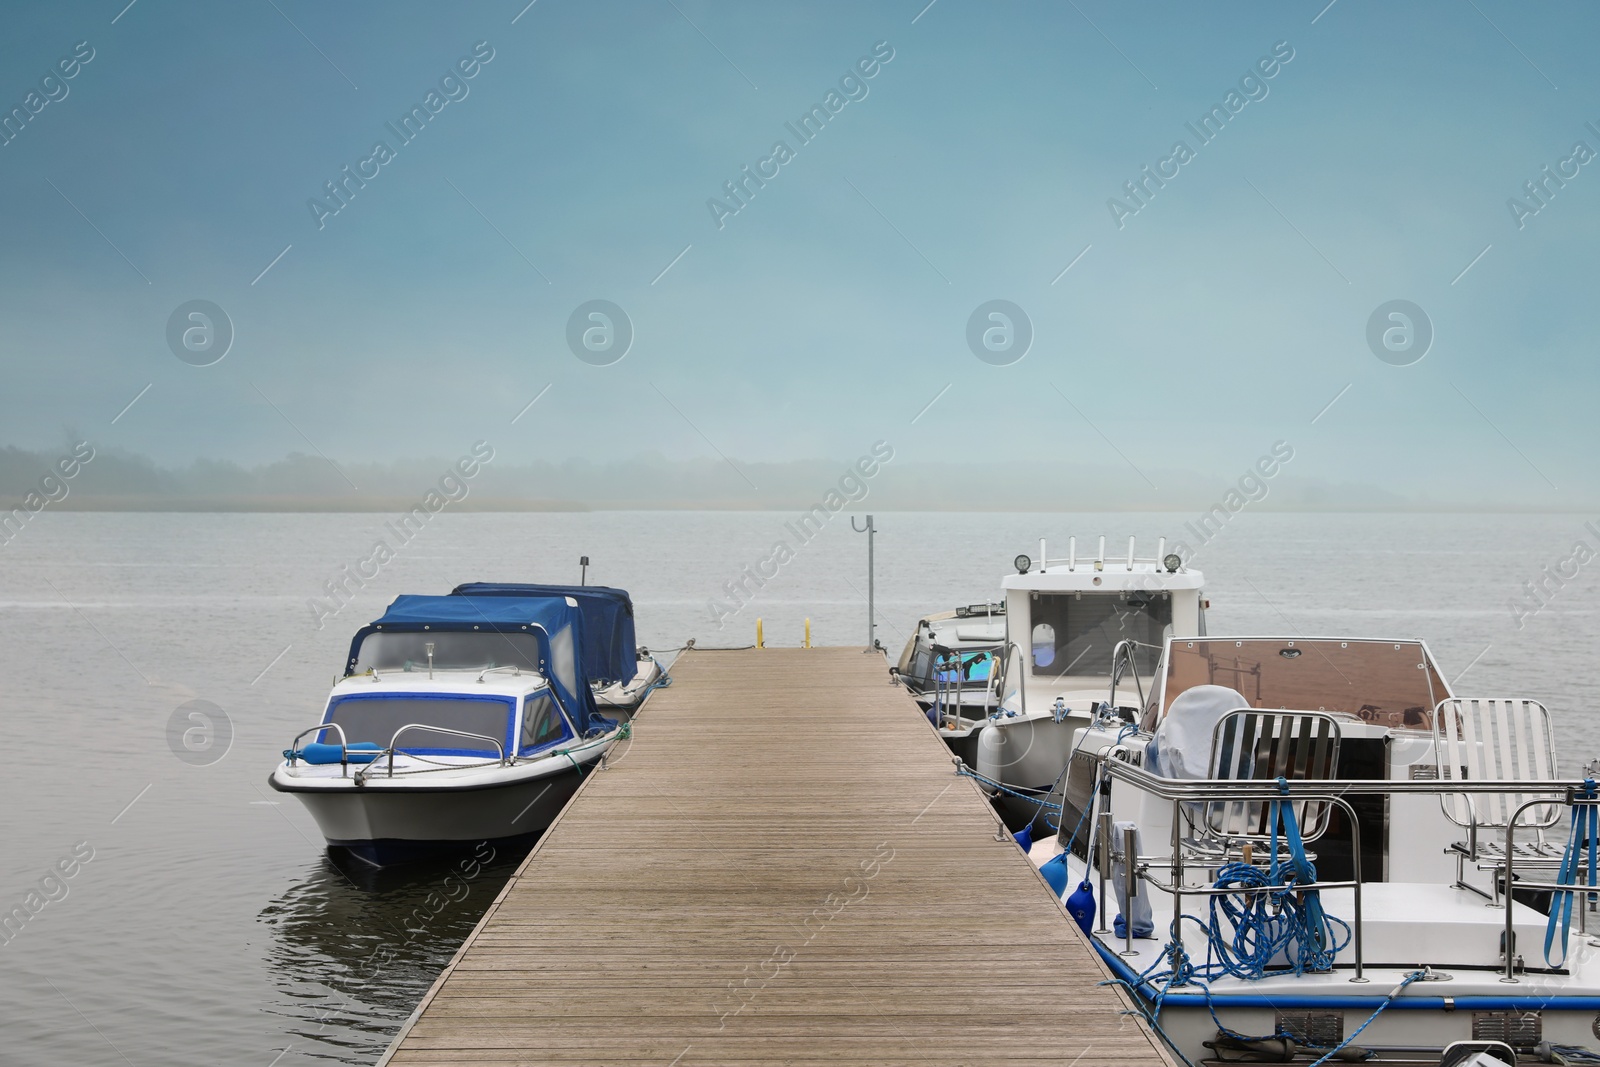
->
xmin=379 ymin=646 xmax=1174 ymax=1066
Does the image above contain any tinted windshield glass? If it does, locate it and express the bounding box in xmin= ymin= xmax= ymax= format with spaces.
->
xmin=1159 ymin=639 xmax=1447 ymax=732
xmin=1031 ymin=592 xmax=1170 ymax=677
xmin=352 ymin=631 xmax=541 ymax=674
xmin=321 ymin=694 xmax=514 ymax=754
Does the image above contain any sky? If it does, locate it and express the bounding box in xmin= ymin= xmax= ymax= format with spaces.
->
xmin=1 ymin=0 xmax=1597 ymax=508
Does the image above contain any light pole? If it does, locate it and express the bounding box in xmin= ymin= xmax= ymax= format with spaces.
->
xmin=850 ymin=514 xmax=876 ymax=651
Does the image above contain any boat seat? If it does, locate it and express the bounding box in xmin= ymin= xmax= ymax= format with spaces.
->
xmin=1181 ymin=709 xmax=1342 ymax=865
xmin=1432 ymin=697 xmax=1564 ymax=898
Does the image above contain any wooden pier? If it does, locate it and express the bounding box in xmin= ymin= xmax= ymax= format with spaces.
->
xmin=380 ymin=647 xmax=1174 ymax=1067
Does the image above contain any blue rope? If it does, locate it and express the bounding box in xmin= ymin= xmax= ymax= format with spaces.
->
xmin=634 ymin=659 xmax=673 ymax=699
xmin=1061 ymin=783 xmax=1097 ymax=855
xmin=1302 ymin=970 xmax=1426 ymax=1067
xmin=1194 ymin=781 xmax=1350 ymax=980
xmin=1025 ymin=723 xmax=1100 ymax=838
xmin=1547 ymin=778 xmax=1599 ymax=967
xmin=1098 ymin=778 xmax=1373 ymax=1064
xmin=954 ymin=764 xmax=1064 ymax=814
xmin=1112 ymin=938 xmax=1423 ymax=1064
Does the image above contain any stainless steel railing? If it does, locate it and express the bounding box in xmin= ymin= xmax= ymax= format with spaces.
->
xmin=929 ymin=643 xmax=1005 ymax=724
xmin=1497 ymin=793 xmax=1600 ymax=982
xmin=285 ymin=722 xmax=354 ymax=777
xmin=350 ymin=724 xmax=509 ymax=782
xmin=1099 ymin=760 xmax=1600 ymax=984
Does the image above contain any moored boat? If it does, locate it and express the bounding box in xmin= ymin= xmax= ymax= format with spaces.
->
xmin=451 ymin=582 xmax=667 ymax=716
xmin=898 ymin=536 xmax=1206 ymax=830
xmin=893 ymin=602 xmax=1006 ymax=764
xmin=269 ymin=594 xmax=625 ymax=866
xmin=1026 ymin=633 xmax=1600 ymax=1065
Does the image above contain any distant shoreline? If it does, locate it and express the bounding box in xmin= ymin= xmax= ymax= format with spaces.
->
xmin=5 ymin=497 xmax=1592 ymax=514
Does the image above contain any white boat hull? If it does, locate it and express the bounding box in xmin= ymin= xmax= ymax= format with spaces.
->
xmin=269 ymin=746 xmax=609 ymax=866
xmin=595 ymin=658 xmax=663 ymax=713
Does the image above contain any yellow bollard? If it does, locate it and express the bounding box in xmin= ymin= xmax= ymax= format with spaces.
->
xmin=804 ymin=618 xmax=811 ymax=648
xmin=755 ymin=618 xmax=764 ymax=648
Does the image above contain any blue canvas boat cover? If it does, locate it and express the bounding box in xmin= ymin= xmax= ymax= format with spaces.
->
xmin=451 ymin=583 xmax=638 ymax=685
xmin=347 ymin=595 xmax=606 ymax=734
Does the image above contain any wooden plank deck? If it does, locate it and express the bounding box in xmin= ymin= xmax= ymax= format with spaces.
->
xmin=379 ymin=647 xmax=1174 ymax=1067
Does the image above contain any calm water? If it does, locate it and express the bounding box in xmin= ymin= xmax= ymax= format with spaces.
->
xmin=0 ymin=510 xmax=1596 ymax=1064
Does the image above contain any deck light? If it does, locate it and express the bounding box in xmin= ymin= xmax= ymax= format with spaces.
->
xmin=1014 ymin=554 xmax=1031 ymax=574
xmin=1163 ymin=553 xmax=1181 ymax=573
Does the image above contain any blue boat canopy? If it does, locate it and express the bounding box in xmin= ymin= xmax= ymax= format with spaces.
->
xmin=346 ymin=594 xmax=607 ymax=734
xmin=451 ymin=583 xmax=639 ymax=686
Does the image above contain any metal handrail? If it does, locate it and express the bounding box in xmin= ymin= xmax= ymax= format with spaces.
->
xmin=930 ymin=642 xmax=1005 ymax=725
xmin=1499 ymin=793 xmax=1600 ymax=982
xmin=1099 ymin=758 xmax=1600 ymax=984
xmin=994 ymin=640 xmax=1026 ymax=718
xmin=370 ymin=724 xmax=508 ymax=779
xmin=1107 ymin=639 xmax=1160 ymax=715
xmin=1083 ymin=772 xmax=1368 ymax=981
xmin=1104 ymin=760 xmax=1587 ymax=797
xmin=286 ymin=722 xmax=353 ymax=777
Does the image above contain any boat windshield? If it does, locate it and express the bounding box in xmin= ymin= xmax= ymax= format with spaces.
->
xmin=351 ymin=631 xmax=541 ymax=674
xmin=1030 ymin=591 xmax=1170 ymax=678
xmin=319 ymin=693 xmax=514 ymax=755
xmin=1154 ymin=638 xmax=1448 ymax=732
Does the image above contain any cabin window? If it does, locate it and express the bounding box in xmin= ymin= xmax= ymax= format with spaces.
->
xmin=1031 ymin=624 xmax=1056 ymax=667
xmin=321 ymin=694 xmax=514 ymax=755
xmin=1030 ymin=592 xmax=1171 ymax=676
xmin=520 ymin=694 xmax=568 ymax=752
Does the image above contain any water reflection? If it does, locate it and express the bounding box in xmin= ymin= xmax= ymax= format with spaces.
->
xmin=259 ymin=842 xmax=529 ymax=1063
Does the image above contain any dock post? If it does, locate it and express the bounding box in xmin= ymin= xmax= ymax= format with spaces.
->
xmin=804 ymin=618 xmax=811 ymax=648
xmin=851 ymin=514 xmax=876 ymax=650
xmin=756 ymin=618 xmax=764 ymax=648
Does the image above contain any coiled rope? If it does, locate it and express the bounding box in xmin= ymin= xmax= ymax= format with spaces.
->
xmin=1098 ymin=778 xmax=1394 ymax=1067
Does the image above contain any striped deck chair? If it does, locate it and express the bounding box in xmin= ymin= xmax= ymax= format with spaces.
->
xmin=1432 ymin=698 xmax=1563 ymax=893
xmin=1193 ymin=710 xmax=1343 ymax=857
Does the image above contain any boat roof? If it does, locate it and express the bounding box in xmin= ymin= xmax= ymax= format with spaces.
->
xmin=451 ymin=582 xmax=638 ymax=685
xmin=348 ymin=595 xmax=605 ymax=733
xmin=1003 ymin=537 xmax=1204 ymax=593
xmin=1002 ymin=559 xmax=1204 ymax=593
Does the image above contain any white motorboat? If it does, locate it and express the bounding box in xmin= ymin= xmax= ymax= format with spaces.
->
xmin=893 ymin=602 xmax=1006 ymax=764
xmin=1026 ymin=633 xmax=1600 ymax=1066
xmin=899 ymin=536 xmax=1206 ymax=829
xmin=269 ymin=594 xmax=625 ymax=866
xmin=451 ymin=582 xmax=668 ymax=716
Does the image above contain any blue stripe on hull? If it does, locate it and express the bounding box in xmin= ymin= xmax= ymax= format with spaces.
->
xmin=1093 ymin=939 xmax=1600 ymax=1012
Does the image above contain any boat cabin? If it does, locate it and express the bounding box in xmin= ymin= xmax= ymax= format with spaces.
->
xmin=294 ymin=593 xmax=612 ymax=767
xmin=1002 ymin=537 xmax=1205 ymax=714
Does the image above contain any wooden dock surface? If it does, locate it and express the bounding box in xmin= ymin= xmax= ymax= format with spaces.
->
xmin=380 ymin=647 xmax=1174 ymax=1067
